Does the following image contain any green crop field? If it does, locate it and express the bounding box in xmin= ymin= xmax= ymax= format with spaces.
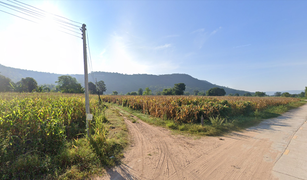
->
xmin=0 ymin=93 xmax=126 ymax=179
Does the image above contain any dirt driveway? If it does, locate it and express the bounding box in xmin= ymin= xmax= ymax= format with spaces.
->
xmin=100 ymin=104 xmax=307 ymax=180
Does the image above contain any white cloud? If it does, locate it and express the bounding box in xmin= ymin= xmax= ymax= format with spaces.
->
xmin=210 ymin=27 xmax=222 ymax=35
xmin=164 ymin=34 xmax=180 ymax=38
xmin=233 ymin=44 xmax=251 ymax=49
xmin=154 ymin=44 xmax=171 ymax=50
xmin=191 ymin=28 xmax=205 ymax=34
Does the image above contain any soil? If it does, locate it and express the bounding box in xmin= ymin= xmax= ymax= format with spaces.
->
xmin=99 ymin=104 xmax=307 ymax=180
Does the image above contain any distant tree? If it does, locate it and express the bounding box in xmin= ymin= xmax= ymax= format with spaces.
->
xmin=156 ymin=91 xmax=162 ymax=95
xmin=16 ymin=77 xmax=38 ymax=92
xmin=305 ymin=87 xmax=307 ymax=98
xmin=228 ymin=93 xmax=233 ymax=96
xmin=206 ymin=87 xmax=226 ymax=96
xmin=88 ymin=82 xmax=97 ymax=94
xmin=274 ymin=92 xmax=281 ymax=97
xmin=112 ymin=91 xmax=118 ymax=95
xmin=184 ymin=92 xmax=190 ymax=96
xmin=36 ymin=85 xmax=43 ymax=92
xmin=173 ymin=83 xmax=186 ymax=95
xmin=162 ymin=88 xmax=173 ymax=95
xmin=0 ymin=75 xmax=12 ymax=92
xmin=96 ymin=80 xmax=107 ymax=95
xmin=299 ymin=92 xmax=305 ymax=98
xmin=143 ymin=87 xmax=152 ymax=95
xmin=255 ymin=91 xmax=266 ymax=97
xmin=138 ymin=88 xmax=143 ymax=95
xmin=198 ymin=91 xmax=206 ymax=96
xmin=56 ymin=75 xmax=84 ymax=93
xmin=130 ymin=92 xmax=138 ymax=95
xmin=243 ymin=92 xmax=252 ymax=96
xmin=126 ymin=92 xmax=131 ymax=95
xmin=234 ymin=93 xmax=239 ymax=96
xmin=281 ymin=92 xmax=291 ymax=97
xmin=194 ymin=90 xmax=199 ymax=96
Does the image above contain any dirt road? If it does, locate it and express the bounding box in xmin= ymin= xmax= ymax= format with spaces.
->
xmin=100 ymin=104 xmax=307 ymax=180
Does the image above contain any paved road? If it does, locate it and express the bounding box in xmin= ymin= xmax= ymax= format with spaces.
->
xmin=271 ymin=104 xmax=307 ymax=180
xmin=248 ymin=103 xmax=307 ymax=179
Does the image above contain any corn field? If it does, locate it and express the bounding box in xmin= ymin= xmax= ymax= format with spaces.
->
xmin=101 ymin=95 xmax=300 ymax=124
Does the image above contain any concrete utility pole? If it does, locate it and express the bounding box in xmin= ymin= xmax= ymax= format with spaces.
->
xmin=81 ymin=24 xmax=91 ymax=138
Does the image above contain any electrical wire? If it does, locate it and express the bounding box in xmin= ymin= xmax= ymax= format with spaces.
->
xmin=2 ymin=1 xmax=80 ymax=28
xmin=0 ymin=9 xmax=82 ymax=38
xmin=0 ymin=2 xmax=81 ymax=34
xmin=9 ymin=0 xmax=83 ymax=25
xmin=86 ymin=29 xmax=96 ymax=82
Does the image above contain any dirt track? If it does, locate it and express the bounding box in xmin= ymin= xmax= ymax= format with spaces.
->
xmin=100 ymin=104 xmax=307 ymax=180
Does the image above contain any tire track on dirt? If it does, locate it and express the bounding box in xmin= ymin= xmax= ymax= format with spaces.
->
xmin=100 ymin=104 xmax=307 ymax=180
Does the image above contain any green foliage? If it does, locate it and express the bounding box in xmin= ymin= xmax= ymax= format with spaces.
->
xmin=0 ymin=93 xmax=127 ymax=179
xmin=243 ymin=92 xmax=252 ymax=96
xmin=138 ymin=88 xmax=143 ymax=95
xmin=194 ymin=90 xmax=199 ymax=95
xmin=56 ymin=76 xmax=84 ymax=93
xmin=96 ymin=80 xmax=107 ymax=95
xmin=234 ymin=93 xmax=239 ymax=96
xmin=0 ymin=75 xmax=12 ymax=92
xmin=305 ymin=87 xmax=307 ymax=98
xmin=162 ymin=88 xmax=173 ymax=95
xmin=281 ymin=92 xmax=291 ymax=97
xmin=274 ymin=92 xmax=281 ymax=97
xmin=88 ymin=82 xmax=97 ymax=94
xmin=173 ymin=83 xmax=186 ymax=95
xmin=112 ymin=91 xmax=118 ymax=95
xmin=255 ymin=91 xmax=266 ymax=97
xmin=130 ymin=92 xmax=138 ymax=95
xmin=206 ymin=87 xmax=226 ymax=96
xmin=16 ymin=77 xmax=38 ymax=92
xmin=143 ymin=87 xmax=152 ymax=95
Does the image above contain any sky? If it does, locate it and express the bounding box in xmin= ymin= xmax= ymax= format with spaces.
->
xmin=0 ymin=0 xmax=306 ymax=92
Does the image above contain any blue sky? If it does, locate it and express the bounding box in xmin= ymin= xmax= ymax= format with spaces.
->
xmin=0 ymin=0 xmax=306 ymax=92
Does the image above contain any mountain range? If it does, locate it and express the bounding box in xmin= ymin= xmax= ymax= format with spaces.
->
xmin=0 ymin=64 xmax=251 ymax=95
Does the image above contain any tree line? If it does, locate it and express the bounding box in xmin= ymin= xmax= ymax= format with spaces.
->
xmin=0 ymin=74 xmax=106 ymax=94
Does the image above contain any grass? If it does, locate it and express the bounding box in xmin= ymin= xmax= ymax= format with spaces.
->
xmin=107 ymin=99 xmax=306 ymax=136
xmin=0 ymin=93 xmax=129 ymax=180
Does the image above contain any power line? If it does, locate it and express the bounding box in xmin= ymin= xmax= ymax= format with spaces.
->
xmin=8 ymin=0 xmax=83 ymax=25
xmin=87 ymin=30 xmax=95 ymax=82
xmin=0 ymin=1 xmax=81 ymax=33
xmin=0 ymin=8 xmax=82 ymax=38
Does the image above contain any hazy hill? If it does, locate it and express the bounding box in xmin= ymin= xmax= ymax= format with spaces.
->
xmin=0 ymin=64 xmax=251 ymax=95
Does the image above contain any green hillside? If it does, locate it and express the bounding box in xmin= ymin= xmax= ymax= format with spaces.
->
xmin=0 ymin=64 xmax=251 ymax=95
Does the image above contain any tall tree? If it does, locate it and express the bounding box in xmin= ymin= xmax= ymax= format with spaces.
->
xmin=88 ymin=82 xmax=97 ymax=94
xmin=143 ymin=87 xmax=152 ymax=95
xmin=56 ymin=75 xmax=84 ymax=93
xmin=305 ymin=87 xmax=307 ymax=98
xmin=16 ymin=77 xmax=38 ymax=92
xmin=206 ymin=87 xmax=226 ymax=96
xmin=138 ymin=88 xmax=143 ymax=95
xmin=96 ymin=80 xmax=106 ymax=95
xmin=0 ymin=75 xmax=12 ymax=92
xmin=173 ymin=83 xmax=186 ymax=95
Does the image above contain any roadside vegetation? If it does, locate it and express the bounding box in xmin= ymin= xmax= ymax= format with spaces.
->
xmin=102 ymin=95 xmax=306 ymax=136
xmin=0 ymin=93 xmax=128 ymax=180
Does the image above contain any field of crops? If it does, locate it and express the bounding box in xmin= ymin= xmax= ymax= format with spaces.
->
xmin=101 ymin=95 xmax=300 ymax=124
xmin=0 ymin=93 xmax=111 ymax=179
